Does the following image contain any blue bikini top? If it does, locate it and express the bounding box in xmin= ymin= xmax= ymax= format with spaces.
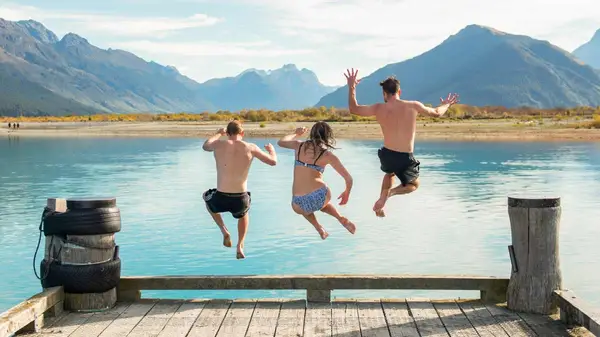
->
xmin=295 ymin=142 xmax=326 ymax=173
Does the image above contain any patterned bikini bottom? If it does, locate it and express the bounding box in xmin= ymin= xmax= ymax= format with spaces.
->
xmin=292 ymin=185 xmax=328 ymax=214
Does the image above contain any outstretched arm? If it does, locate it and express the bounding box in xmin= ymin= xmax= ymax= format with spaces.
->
xmin=327 ymin=152 xmax=353 ymax=205
xmin=277 ymin=127 xmax=306 ymax=150
xmin=345 ymin=68 xmax=376 ymax=117
xmin=251 ymin=143 xmax=277 ymax=166
xmin=348 ymin=86 xmax=377 ymax=116
xmin=414 ymin=93 xmax=459 ymax=118
xmin=202 ymin=128 xmax=226 ymax=152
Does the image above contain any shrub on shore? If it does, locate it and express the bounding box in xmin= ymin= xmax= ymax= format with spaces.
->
xmin=568 ymin=114 xmax=600 ymax=129
xmin=1 ymin=105 xmax=599 ymax=124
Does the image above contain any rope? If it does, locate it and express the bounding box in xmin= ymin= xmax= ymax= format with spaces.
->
xmin=33 ymin=207 xmax=57 ymax=281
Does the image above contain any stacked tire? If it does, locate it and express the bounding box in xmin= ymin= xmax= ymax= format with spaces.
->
xmin=41 ymin=198 xmax=121 ymax=311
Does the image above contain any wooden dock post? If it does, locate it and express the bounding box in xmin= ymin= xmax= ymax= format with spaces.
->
xmin=506 ymin=196 xmax=562 ymax=314
xmin=306 ymin=289 xmax=331 ymax=303
xmin=41 ymin=198 xmax=121 ymax=312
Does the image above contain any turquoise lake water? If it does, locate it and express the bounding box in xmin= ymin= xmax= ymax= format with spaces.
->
xmin=1 ymin=136 xmax=599 ymax=313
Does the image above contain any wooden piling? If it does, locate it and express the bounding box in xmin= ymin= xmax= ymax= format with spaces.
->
xmin=44 ymin=198 xmax=119 ymax=312
xmin=506 ymin=196 xmax=562 ymax=314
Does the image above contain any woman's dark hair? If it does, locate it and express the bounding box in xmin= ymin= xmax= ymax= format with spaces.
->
xmin=305 ymin=121 xmax=336 ymax=155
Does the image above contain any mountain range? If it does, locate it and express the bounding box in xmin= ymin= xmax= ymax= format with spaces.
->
xmin=573 ymin=29 xmax=600 ymax=69
xmin=1 ymin=18 xmax=600 ymax=115
xmin=317 ymin=25 xmax=600 ymax=109
xmin=0 ymin=19 xmax=335 ymax=116
xmin=200 ymin=64 xmax=337 ymax=111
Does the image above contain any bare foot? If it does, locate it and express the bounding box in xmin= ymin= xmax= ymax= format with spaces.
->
xmin=373 ymin=197 xmax=388 ymax=217
xmin=318 ymin=227 xmax=329 ymax=240
xmin=340 ymin=217 xmax=356 ymax=234
xmin=223 ymin=234 xmax=232 ymax=248
xmin=236 ymin=247 xmax=245 ymax=259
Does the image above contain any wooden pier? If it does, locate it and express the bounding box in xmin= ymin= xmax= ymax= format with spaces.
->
xmin=1 ymin=275 xmax=598 ymax=336
xmin=1 ymin=196 xmax=599 ymax=336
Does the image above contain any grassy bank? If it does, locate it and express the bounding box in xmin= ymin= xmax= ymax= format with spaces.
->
xmin=2 ymin=105 xmax=600 ymax=133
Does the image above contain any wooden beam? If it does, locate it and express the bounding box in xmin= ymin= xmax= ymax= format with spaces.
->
xmin=0 ymin=286 xmax=64 ymax=337
xmin=118 ymin=275 xmax=508 ymax=293
xmin=554 ymin=290 xmax=600 ymax=335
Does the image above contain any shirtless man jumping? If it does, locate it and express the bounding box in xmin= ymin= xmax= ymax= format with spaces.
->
xmin=202 ymin=120 xmax=277 ymax=259
xmin=344 ymin=68 xmax=459 ymax=217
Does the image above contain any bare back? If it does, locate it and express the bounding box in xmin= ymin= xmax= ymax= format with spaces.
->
xmin=292 ymin=143 xmax=328 ymax=196
xmin=213 ymin=140 xmax=253 ymax=193
xmin=375 ymin=99 xmax=418 ymax=153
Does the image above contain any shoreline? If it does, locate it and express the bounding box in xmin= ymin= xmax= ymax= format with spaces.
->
xmin=1 ymin=120 xmax=599 ymax=141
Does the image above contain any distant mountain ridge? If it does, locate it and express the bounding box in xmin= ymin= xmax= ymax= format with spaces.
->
xmin=199 ymin=64 xmax=339 ymax=111
xmin=573 ymin=29 xmax=600 ymax=69
xmin=0 ymin=18 xmax=216 ymax=115
xmin=1 ymin=18 xmax=600 ymax=116
xmin=316 ymin=25 xmax=600 ymax=109
xmin=0 ymin=18 xmax=334 ymax=115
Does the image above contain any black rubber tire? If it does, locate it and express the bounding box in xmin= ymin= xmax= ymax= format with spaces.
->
xmin=43 ymin=208 xmax=121 ymax=236
xmin=67 ymin=198 xmax=116 ymax=210
xmin=40 ymin=258 xmax=121 ymax=293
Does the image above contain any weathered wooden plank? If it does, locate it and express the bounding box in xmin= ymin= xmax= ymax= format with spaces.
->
xmin=68 ymin=302 xmax=131 ymax=337
xmin=187 ymin=300 xmax=231 ymax=337
xmin=157 ymin=300 xmax=207 ymax=337
xmin=381 ymin=300 xmax=419 ymax=337
xmin=554 ymin=290 xmax=600 ymax=335
xmin=331 ymin=301 xmax=360 ymax=337
xmin=406 ymin=299 xmax=449 ymax=337
xmin=16 ymin=302 xmax=66 ymax=336
xmin=0 ymin=286 xmax=64 ymax=336
xmin=357 ymin=300 xmax=390 ymax=337
xmin=127 ymin=300 xmax=182 ymax=337
xmin=245 ymin=300 xmax=282 ymax=337
xmin=18 ymin=302 xmax=65 ymax=335
xmin=33 ymin=312 xmax=95 ymax=337
xmin=484 ymin=303 xmax=536 ymax=337
xmin=97 ymin=300 xmax=158 ymax=337
xmin=275 ymin=300 xmax=305 ymax=337
xmin=565 ymin=326 xmax=596 ymax=337
xmin=304 ymin=302 xmax=331 ymax=337
xmin=517 ymin=312 xmax=571 ymax=337
xmin=433 ymin=301 xmax=478 ymax=337
xmin=118 ymin=275 xmax=509 ymax=292
xmin=456 ymin=300 xmax=509 ymax=337
xmin=215 ymin=300 xmax=256 ymax=337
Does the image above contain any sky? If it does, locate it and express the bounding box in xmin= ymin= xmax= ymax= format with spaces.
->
xmin=1 ymin=0 xmax=599 ymax=86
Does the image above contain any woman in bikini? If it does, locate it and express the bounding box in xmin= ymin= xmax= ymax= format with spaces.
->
xmin=277 ymin=122 xmax=356 ymax=239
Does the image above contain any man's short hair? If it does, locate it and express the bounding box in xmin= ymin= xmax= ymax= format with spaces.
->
xmin=226 ymin=120 xmax=243 ymax=136
xmin=380 ymin=76 xmax=400 ymax=94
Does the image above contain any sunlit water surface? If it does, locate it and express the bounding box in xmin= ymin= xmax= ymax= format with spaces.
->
xmin=1 ymin=136 xmax=599 ymax=312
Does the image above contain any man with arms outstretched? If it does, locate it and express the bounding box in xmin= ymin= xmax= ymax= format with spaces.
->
xmin=202 ymin=120 xmax=277 ymax=259
xmin=344 ymin=68 xmax=459 ymax=217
